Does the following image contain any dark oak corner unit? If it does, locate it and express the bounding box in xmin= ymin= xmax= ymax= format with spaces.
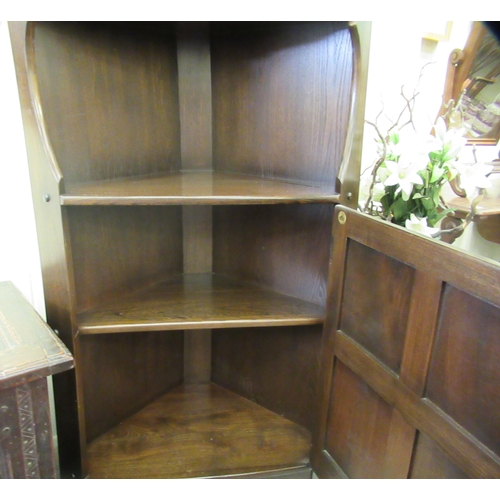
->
xmin=9 ymin=21 xmax=370 ymax=479
xmin=0 ymin=281 xmax=73 ymax=479
xmin=10 ymin=20 xmax=500 ymax=481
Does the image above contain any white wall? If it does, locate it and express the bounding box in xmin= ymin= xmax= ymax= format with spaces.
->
xmin=0 ymin=21 xmax=45 ymax=316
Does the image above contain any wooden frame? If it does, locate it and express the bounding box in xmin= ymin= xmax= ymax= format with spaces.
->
xmin=8 ymin=21 xmax=371 ymax=478
xmin=312 ymin=206 xmax=500 ymax=479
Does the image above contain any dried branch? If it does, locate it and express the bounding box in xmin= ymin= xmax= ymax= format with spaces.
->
xmin=431 ymin=189 xmax=485 ymax=239
xmin=363 ymin=119 xmax=387 ymax=213
xmin=386 ymin=62 xmax=433 ymax=136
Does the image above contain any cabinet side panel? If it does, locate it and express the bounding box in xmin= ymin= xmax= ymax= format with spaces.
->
xmin=80 ymin=331 xmax=184 ymax=441
xmin=425 ymin=285 xmax=500 ymax=457
xmin=213 ymin=204 xmax=333 ymax=306
xmin=324 ymin=360 xmax=394 ymax=479
xmin=211 ymin=22 xmax=353 ymax=187
xmin=67 ymin=206 xmax=183 ymax=312
xmin=409 ymin=432 xmax=470 ymax=479
xmin=9 ymin=22 xmax=83 ymax=478
xmin=33 ymin=22 xmax=181 ymax=184
xmin=211 ymin=325 xmax=322 ymax=432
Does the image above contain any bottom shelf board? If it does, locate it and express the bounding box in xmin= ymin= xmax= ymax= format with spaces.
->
xmin=86 ymin=383 xmax=311 ymax=479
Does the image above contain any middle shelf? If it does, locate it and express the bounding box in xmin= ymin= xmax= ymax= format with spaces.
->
xmin=61 ymin=171 xmax=340 ymax=206
xmin=77 ymin=273 xmax=325 ymax=334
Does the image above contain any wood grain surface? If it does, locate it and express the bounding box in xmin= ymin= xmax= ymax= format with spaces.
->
xmin=60 ymin=171 xmax=339 ymax=205
xmin=0 ymin=282 xmax=73 ymax=390
xmin=87 ymin=383 xmax=311 ymax=478
xmin=77 ymin=273 xmax=325 ymax=334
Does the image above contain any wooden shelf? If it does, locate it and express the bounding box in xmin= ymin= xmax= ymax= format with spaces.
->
xmin=61 ymin=171 xmax=339 ymax=206
xmin=77 ymin=273 xmax=325 ymax=334
xmin=448 ymin=195 xmax=500 ymax=218
xmin=86 ymin=383 xmax=311 ymax=479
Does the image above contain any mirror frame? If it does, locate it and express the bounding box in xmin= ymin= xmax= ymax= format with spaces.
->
xmin=441 ymin=22 xmax=500 ymax=146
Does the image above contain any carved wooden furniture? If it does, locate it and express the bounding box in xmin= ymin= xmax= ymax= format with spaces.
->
xmin=441 ymin=22 xmax=500 ymax=145
xmin=0 ymin=281 xmax=73 ymax=479
xmin=442 ymin=164 xmax=500 ymax=245
xmin=312 ymin=206 xmax=500 ymax=478
xmin=9 ymin=21 xmax=369 ymax=478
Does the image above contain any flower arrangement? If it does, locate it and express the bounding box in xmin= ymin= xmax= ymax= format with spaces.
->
xmin=360 ymin=78 xmax=493 ymax=240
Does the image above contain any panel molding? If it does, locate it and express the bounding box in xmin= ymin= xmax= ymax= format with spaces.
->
xmin=312 ymin=206 xmax=500 ymax=479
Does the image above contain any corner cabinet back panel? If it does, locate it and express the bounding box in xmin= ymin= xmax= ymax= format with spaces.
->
xmin=211 ymin=22 xmax=353 ymax=186
xmin=33 ymin=22 xmax=182 ymax=184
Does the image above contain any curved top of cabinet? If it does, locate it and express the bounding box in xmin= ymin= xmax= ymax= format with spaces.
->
xmin=11 ymin=21 xmax=370 ymax=205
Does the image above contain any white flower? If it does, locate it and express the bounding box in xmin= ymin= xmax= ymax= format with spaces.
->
xmin=454 ymin=162 xmax=493 ymax=198
xmin=376 ymin=165 xmax=390 ymax=183
xmin=359 ymin=175 xmax=386 ymax=205
xmin=388 ymin=128 xmax=436 ymax=159
xmin=384 ymin=155 xmax=425 ymax=201
xmin=429 ymin=117 xmax=468 ymax=161
xmin=405 ymin=214 xmax=437 ymax=237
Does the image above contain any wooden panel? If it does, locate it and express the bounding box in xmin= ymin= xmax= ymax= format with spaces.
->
xmin=9 ymin=22 xmax=83 ymax=477
xmin=312 ymin=206 xmax=500 ymax=479
xmin=77 ymin=274 xmax=324 ymax=334
xmin=213 ymin=204 xmax=333 ymax=306
xmin=182 ymin=206 xmax=212 ymax=274
xmin=86 ymin=383 xmax=311 ymax=479
xmin=211 ymin=325 xmax=322 ymax=432
xmin=177 ymin=28 xmax=212 ymax=171
xmin=324 ymin=360 xmax=394 ymax=479
xmin=409 ymin=432 xmax=470 ymax=479
xmin=0 ymin=379 xmax=59 ymax=478
xmin=79 ymin=331 xmax=183 ymax=441
xmin=426 ymin=285 xmax=500 ymax=457
xmin=67 ymin=206 xmax=183 ymax=312
xmin=184 ymin=329 xmax=211 ymax=384
xmin=0 ymin=282 xmax=73 ymax=390
xmin=60 ymin=172 xmax=340 ymax=205
xmin=177 ymin=26 xmax=214 ymax=386
xmin=211 ymin=21 xmax=353 ymax=187
xmin=399 ymin=272 xmax=443 ymax=396
xmin=33 ymin=22 xmax=181 ymax=184
xmin=340 ymin=240 xmax=414 ymax=373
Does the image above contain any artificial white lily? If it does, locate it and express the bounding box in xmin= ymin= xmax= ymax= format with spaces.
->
xmin=387 ymin=128 xmax=436 ymax=159
xmin=429 ymin=117 xmax=468 ymax=161
xmin=384 ymin=154 xmax=425 ymax=201
xmin=404 ymin=214 xmax=437 ymax=237
xmin=454 ymin=162 xmax=493 ymax=198
xmin=359 ymin=175 xmax=386 ymax=203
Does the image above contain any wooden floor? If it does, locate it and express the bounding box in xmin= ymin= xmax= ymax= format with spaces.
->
xmin=86 ymin=383 xmax=312 ymax=479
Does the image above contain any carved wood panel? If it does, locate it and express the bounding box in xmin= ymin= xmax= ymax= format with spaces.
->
xmin=312 ymin=206 xmax=500 ymax=479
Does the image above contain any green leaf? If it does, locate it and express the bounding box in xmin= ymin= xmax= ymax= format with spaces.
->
xmin=412 ymin=193 xmax=423 ymax=199
xmin=389 ymin=131 xmax=399 ymax=144
xmin=430 ymin=165 xmax=445 ymax=183
xmin=432 ymin=188 xmax=441 ymax=206
xmin=432 ymin=208 xmax=455 ymax=224
xmin=421 ymin=197 xmax=436 ymax=211
xmin=390 ymin=197 xmax=409 ymax=223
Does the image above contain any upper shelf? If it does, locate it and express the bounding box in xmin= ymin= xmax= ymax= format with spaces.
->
xmin=60 ymin=171 xmax=340 ymax=206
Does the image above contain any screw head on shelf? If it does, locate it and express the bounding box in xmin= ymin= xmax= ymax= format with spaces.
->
xmin=44 ymin=194 xmax=51 ymax=202
xmin=338 ymin=211 xmax=347 ymax=225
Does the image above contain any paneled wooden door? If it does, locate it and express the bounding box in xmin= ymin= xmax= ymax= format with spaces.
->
xmin=311 ymin=206 xmax=500 ymax=479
